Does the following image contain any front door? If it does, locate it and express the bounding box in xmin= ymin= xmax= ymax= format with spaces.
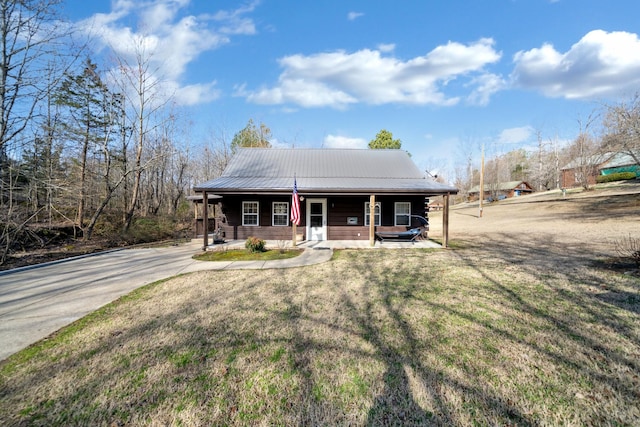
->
xmin=306 ymin=198 xmax=327 ymax=241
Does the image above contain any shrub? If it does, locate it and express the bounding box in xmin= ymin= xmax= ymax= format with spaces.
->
xmin=596 ymin=172 xmax=637 ymax=183
xmin=615 ymin=234 xmax=640 ymax=267
xmin=245 ymin=236 xmax=266 ymax=253
xmin=124 ymin=218 xmax=175 ymax=244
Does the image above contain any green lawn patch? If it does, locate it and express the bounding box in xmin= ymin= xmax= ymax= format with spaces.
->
xmin=192 ymin=248 xmax=303 ymax=262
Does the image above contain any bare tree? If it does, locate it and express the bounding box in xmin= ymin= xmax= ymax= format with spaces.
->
xmin=0 ymin=0 xmax=79 ymax=160
xmin=192 ymin=123 xmax=233 ymax=185
xmin=0 ymin=0 xmax=77 ymax=264
xmin=602 ymin=93 xmax=640 ymax=166
xmin=541 ymin=134 xmax=563 ymax=191
xmin=112 ymin=36 xmax=171 ymax=233
xmin=568 ymin=114 xmax=602 ymax=190
xmin=83 ymin=85 xmax=130 ymax=240
xmin=454 ymin=137 xmax=478 ymax=199
xmin=533 ymin=129 xmax=546 ymax=191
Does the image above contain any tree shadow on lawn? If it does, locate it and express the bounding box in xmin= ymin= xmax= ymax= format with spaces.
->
xmin=261 ymin=256 xmax=532 ymax=426
xmin=2 ymin=241 xmax=639 ymax=425
xmin=456 ymin=232 xmax=640 ymax=335
xmin=449 ymin=234 xmax=640 ymax=420
xmin=346 ymin=253 xmax=534 ymax=426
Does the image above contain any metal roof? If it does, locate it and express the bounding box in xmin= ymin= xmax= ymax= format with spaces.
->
xmin=561 ymin=151 xmax=639 ymax=171
xmin=600 ymin=151 xmax=639 ymax=169
xmin=194 ymin=148 xmax=458 ymax=195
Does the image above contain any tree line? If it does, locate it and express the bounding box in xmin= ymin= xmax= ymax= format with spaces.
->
xmin=450 ymin=96 xmax=640 ymax=202
xmin=0 ymin=1 xmax=274 ymax=265
xmin=1 ymin=1 xmax=638 ymax=265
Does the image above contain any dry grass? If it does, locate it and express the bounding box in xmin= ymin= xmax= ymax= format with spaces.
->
xmin=1 ymin=184 xmax=640 ymax=425
xmin=1 ymin=246 xmax=639 ymax=425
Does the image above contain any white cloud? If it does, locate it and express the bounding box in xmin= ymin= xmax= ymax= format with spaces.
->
xmin=511 ymin=30 xmax=640 ymax=99
xmin=498 ymin=126 xmax=533 ymax=144
xmin=466 ymin=73 xmax=505 ymax=106
xmin=76 ymin=0 xmax=257 ymax=106
xmin=172 ymin=81 xmax=221 ymax=106
xmin=243 ymin=38 xmax=502 ymax=109
xmin=347 ymin=11 xmax=364 ymax=21
xmin=377 ymin=43 xmax=395 ymax=53
xmin=240 ymin=80 xmax=357 ymax=109
xmin=323 ymin=134 xmax=368 ymax=149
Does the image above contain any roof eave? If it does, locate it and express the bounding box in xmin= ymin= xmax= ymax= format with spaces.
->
xmin=193 ymin=187 xmax=459 ymax=196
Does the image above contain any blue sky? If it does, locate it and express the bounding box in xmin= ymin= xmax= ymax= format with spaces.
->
xmin=63 ymin=0 xmax=640 ymax=175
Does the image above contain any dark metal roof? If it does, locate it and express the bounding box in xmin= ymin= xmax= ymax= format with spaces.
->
xmin=194 ymin=148 xmax=458 ymax=195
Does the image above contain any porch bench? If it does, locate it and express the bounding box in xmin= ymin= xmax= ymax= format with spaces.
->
xmin=375 ymin=228 xmax=423 ymax=243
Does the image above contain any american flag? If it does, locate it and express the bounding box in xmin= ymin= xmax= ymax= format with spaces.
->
xmin=291 ymin=178 xmax=300 ymax=226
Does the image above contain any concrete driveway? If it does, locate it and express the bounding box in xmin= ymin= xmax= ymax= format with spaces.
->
xmin=0 ymin=242 xmax=214 ymax=361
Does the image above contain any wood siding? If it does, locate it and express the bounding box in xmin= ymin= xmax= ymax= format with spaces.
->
xmin=217 ymin=194 xmax=428 ymax=241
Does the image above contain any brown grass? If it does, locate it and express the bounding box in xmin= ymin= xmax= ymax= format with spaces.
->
xmin=1 ymin=184 xmax=639 ymax=426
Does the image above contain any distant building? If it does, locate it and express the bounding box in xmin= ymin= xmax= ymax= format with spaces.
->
xmin=599 ymin=152 xmax=640 ymax=177
xmin=561 ymin=152 xmax=640 ymax=188
xmin=467 ymin=181 xmax=534 ymax=202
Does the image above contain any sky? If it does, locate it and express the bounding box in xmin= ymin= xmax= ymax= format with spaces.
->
xmin=62 ymin=0 xmax=640 ymax=176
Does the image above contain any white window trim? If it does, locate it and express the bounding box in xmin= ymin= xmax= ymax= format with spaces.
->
xmin=394 ymin=202 xmax=411 ymax=226
xmin=272 ymin=201 xmax=289 ymax=226
xmin=364 ymin=202 xmax=381 ymax=226
xmin=242 ymin=201 xmax=259 ymax=226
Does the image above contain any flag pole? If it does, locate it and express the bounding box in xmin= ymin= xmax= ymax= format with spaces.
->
xmin=291 ymin=175 xmax=299 ymax=247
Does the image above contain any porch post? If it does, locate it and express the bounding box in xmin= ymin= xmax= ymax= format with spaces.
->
xmin=369 ymin=194 xmax=376 ymax=246
xmin=443 ymin=192 xmax=450 ymax=248
xmin=292 ymin=223 xmax=297 ymax=247
xmin=202 ymin=191 xmax=209 ymax=250
xmin=193 ymin=196 xmax=199 ymax=239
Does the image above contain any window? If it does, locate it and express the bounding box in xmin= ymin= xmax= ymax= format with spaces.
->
xmin=242 ymin=201 xmax=259 ymax=226
xmin=272 ymin=202 xmax=289 ymax=226
xmin=364 ymin=202 xmax=381 ymax=226
xmin=395 ymin=202 xmax=411 ymax=226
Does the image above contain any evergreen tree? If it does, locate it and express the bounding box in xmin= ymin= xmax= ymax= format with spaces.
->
xmin=368 ymin=129 xmax=402 ymax=149
xmin=231 ymin=119 xmax=272 ymax=152
xmin=55 ymin=58 xmax=112 ymax=230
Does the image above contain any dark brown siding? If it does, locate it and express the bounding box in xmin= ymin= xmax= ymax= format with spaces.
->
xmin=328 ymin=226 xmax=369 ymax=240
xmin=326 ymin=195 xmax=427 ymax=226
xmin=217 ymin=194 xmax=428 ymax=241
xmin=217 ymin=195 xmax=302 ymax=241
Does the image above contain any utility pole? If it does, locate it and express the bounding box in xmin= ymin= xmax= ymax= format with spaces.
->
xmin=479 ymin=144 xmax=484 ymax=218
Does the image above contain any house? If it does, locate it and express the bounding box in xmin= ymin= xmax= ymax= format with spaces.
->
xmin=561 ymin=151 xmax=640 ymax=188
xmin=467 ymin=181 xmax=533 ymax=202
xmin=599 ymin=152 xmax=640 ymax=178
xmin=192 ymin=148 xmax=458 ymax=247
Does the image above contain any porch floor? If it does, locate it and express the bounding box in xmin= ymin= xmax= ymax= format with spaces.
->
xmin=205 ymin=238 xmax=443 ymax=250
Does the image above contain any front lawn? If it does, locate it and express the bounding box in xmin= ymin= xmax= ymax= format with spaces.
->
xmin=1 ymin=245 xmax=638 ymax=425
